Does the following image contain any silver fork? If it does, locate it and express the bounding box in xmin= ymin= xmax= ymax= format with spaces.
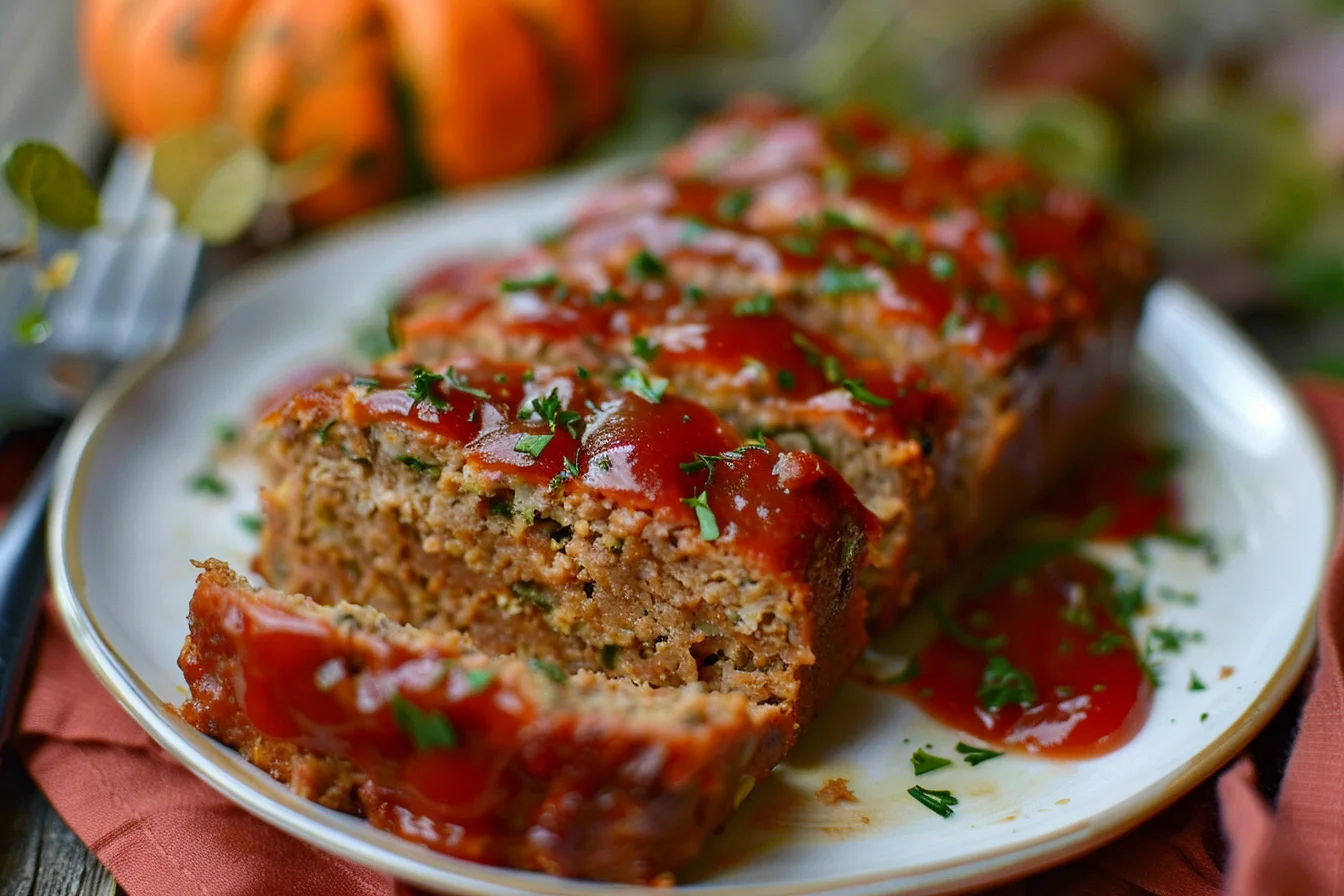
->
xmin=0 ymin=145 xmax=200 ymax=745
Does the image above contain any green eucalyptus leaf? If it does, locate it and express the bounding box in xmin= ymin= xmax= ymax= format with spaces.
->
xmin=2 ymin=141 xmax=100 ymax=230
xmin=152 ymin=127 xmax=270 ymax=244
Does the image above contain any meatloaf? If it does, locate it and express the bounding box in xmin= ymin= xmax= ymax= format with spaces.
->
xmin=395 ymin=96 xmax=1156 ymax=625
xmin=179 ymin=560 xmax=759 ymax=883
xmin=252 ymin=358 xmax=877 ymax=775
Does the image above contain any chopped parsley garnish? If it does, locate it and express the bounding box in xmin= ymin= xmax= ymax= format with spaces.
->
xmin=500 ymin=272 xmax=560 ymax=292
xmin=716 ymin=188 xmax=753 ymax=222
xmin=881 ymin=657 xmax=920 ymax=685
xmin=620 ymin=368 xmax=668 ymax=403
xmin=488 ymin=498 xmax=512 ymax=517
xmin=818 ymin=263 xmax=877 ymax=295
xmin=389 ymin=695 xmax=457 ymax=751
xmin=928 ymin=252 xmax=957 ymax=281
xmin=1088 ymin=631 xmax=1129 ymax=656
xmin=907 ymin=785 xmax=958 ymax=818
xmin=1152 ymin=521 xmax=1221 ymax=565
xmin=977 ymin=655 xmax=1038 ymax=710
xmin=1157 ymin=585 xmax=1198 ymax=606
xmin=576 ymin=365 xmax=590 ymax=380
xmin=398 ymin=455 xmax=438 ymax=474
xmin=977 ymin=293 xmax=1007 ymax=322
xmin=1136 ymin=445 xmax=1183 ymax=494
xmin=685 ymin=284 xmax=707 ymax=302
xmin=679 ymin=443 xmax=767 ymax=481
xmin=238 ymin=514 xmax=263 ymax=535
xmin=681 ymin=218 xmax=709 ymax=244
xmin=1201 ymin=712 xmax=1209 ymax=722
xmin=317 ymin=420 xmax=336 ymax=444
xmin=955 ymin=742 xmax=1004 ymax=766
xmin=519 ymin=388 xmax=583 ymax=436
xmin=732 ymin=292 xmax=775 ymax=317
xmin=1146 ymin=625 xmax=1203 ymax=654
xmin=822 ymin=355 xmax=844 ymax=384
xmin=632 ymin=335 xmax=661 ymax=361
xmin=821 ymin=208 xmax=858 ymax=230
xmin=842 ymin=378 xmax=892 ymax=407
xmin=512 ymin=581 xmax=553 ymax=611
xmin=601 ymin=644 xmax=620 ymax=670
xmin=188 ymin=471 xmax=228 ymax=497
xmin=514 ymin=433 xmax=554 ymax=458
xmin=911 ymin=748 xmax=952 ymax=776
xmin=592 ymin=288 xmax=628 ymax=306
xmin=407 ymin=367 xmax=447 ymax=409
xmin=550 ymin=453 xmax=582 ymax=490
xmin=777 ymin=369 xmax=796 ymax=390
xmin=779 ymin=233 xmax=819 ymax=256
xmin=627 ymin=249 xmax=667 ymax=280
xmin=1188 ymin=670 xmax=1207 ymax=691
xmin=444 ymin=366 xmax=491 ymax=399
xmin=682 ymin=491 xmax=720 ymax=541
xmin=462 ymin=668 xmax=495 ymax=695
xmin=530 ymin=658 xmax=566 ymax=683
xmin=214 ymin=421 xmax=239 ymax=445
xmin=891 ymin=228 xmax=923 ymax=261
xmin=940 ymin=313 xmax=964 ymax=339
xmin=353 ymin=375 xmax=381 ymax=391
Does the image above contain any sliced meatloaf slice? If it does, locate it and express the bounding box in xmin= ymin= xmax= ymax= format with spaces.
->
xmin=395 ymin=264 xmax=956 ymax=619
xmin=253 ymin=359 xmax=877 ymax=773
xmin=179 ymin=560 xmax=758 ymax=884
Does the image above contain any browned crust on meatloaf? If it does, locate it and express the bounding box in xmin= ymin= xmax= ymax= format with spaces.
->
xmin=179 ymin=560 xmax=759 ymax=883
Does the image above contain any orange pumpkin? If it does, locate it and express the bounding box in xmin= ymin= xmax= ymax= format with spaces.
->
xmin=79 ymin=0 xmax=622 ymax=227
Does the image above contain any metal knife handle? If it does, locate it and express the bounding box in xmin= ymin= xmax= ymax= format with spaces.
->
xmin=0 ymin=428 xmax=65 ymax=748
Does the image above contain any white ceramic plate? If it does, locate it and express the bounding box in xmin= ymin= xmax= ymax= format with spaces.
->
xmin=49 ymin=169 xmax=1336 ymax=896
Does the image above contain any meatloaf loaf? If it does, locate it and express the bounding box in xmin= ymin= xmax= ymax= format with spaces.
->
xmin=395 ymin=96 xmax=1156 ymax=625
xmin=179 ymin=560 xmax=759 ymax=883
xmin=252 ymin=358 xmax=877 ymax=776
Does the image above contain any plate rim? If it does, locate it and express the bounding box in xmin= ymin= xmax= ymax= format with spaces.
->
xmin=45 ymin=196 xmax=1337 ymax=895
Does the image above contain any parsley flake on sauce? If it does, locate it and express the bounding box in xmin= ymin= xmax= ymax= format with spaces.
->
xmin=682 ymin=491 xmax=720 ymax=541
xmin=514 ymin=433 xmax=554 ymax=459
xmin=977 ymin=655 xmax=1038 ymax=710
xmin=627 ymin=249 xmax=667 ymax=280
xmin=842 ymin=378 xmax=893 ymax=407
xmin=389 ymin=695 xmax=457 ymax=751
xmin=911 ymin=748 xmax=953 ymax=776
xmin=928 ymin=252 xmax=957 ymax=281
xmin=188 ymin=471 xmax=228 ymax=497
xmin=732 ymin=292 xmax=775 ymax=316
xmin=444 ymin=366 xmax=490 ymax=399
xmin=619 ymin=368 xmax=668 ymax=403
xmin=632 ymin=335 xmax=662 ymax=361
xmin=716 ymin=188 xmax=753 ymax=222
xmin=908 ymin=785 xmax=959 ymax=818
xmin=818 ymin=263 xmax=877 ymax=295
xmin=407 ymin=367 xmax=447 ymax=409
xmin=955 ymin=742 xmax=1004 ymax=766
xmin=500 ymin=272 xmax=560 ymax=292
xmin=461 ymin=668 xmax=495 ymax=696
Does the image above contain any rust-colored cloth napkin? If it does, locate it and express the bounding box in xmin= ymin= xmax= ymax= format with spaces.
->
xmin=14 ymin=381 xmax=1344 ymax=896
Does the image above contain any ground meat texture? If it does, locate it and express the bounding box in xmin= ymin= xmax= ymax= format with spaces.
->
xmin=253 ymin=362 xmax=877 ymax=775
xmin=393 ymin=100 xmax=1154 ymax=627
xmin=178 ymin=561 xmax=759 ymax=883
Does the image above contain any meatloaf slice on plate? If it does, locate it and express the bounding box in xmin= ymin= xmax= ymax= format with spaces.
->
xmin=253 ymin=359 xmax=877 ymax=774
xmin=179 ymin=561 xmax=758 ymax=884
xmin=396 ymin=266 xmax=956 ymax=619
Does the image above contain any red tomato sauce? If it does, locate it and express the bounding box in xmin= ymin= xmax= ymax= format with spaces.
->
xmin=886 ymin=439 xmax=1181 ymax=757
